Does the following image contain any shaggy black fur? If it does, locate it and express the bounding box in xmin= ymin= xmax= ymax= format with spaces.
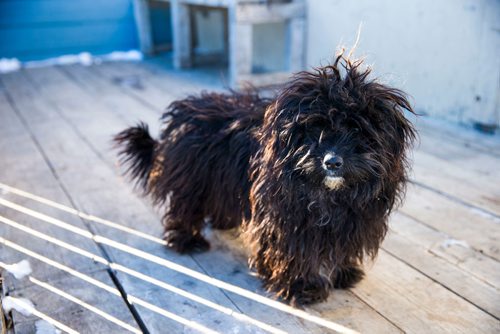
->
xmin=114 ymin=56 xmax=416 ymax=305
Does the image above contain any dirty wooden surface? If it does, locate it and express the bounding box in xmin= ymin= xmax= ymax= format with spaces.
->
xmin=0 ymin=57 xmax=499 ymax=334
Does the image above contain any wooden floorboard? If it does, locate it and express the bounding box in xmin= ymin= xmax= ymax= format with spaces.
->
xmin=416 ymin=130 xmax=500 ymax=179
xmin=401 ymin=184 xmax=500 ymax=263
xmin=417 ymin=117 xmax=500 ymax=157
xmin=1 ymin=60 xmax=499 ymax=333
xmin=411 ymin=150 xmax=500 ymax=216
xmin=385 ymin=213 xmax=499 ymax=318
xmin=0 ymin=76 xmax=142 ymax=333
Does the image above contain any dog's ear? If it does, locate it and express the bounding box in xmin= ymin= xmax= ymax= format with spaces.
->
xmin=338 ymin=59 xmax=416 ymax=156
xmin=366 ymin=83 xmax=417 ymax=159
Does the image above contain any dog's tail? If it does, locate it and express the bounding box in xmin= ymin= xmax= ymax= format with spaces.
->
xmin=113 ymin=122 xmax=157 ymax=189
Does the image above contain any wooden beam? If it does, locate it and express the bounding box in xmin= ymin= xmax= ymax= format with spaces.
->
xmin=171 ymin=1 xmax=193 ymax=68
xmin=133 ymin=0 xmax=154 ymax=55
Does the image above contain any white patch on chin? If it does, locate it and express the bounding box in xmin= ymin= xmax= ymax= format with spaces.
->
xmin=324 ymin=176 xmax=344 ymax=190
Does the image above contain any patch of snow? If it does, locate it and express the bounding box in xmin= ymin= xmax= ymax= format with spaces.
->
xmin=468 ymin=206 xmax=500 ymax=224
xmin=25 ymin=52 xmax=95 ymax=68
xmin=36 ymin=320 xmax=61 ymax=334
xmin=2 ymin=50 xmax=143 ymax=74
xmin=2 ymin=259 xmax=32 ymax=279
xmin=442 ymin=238 xmax=470 ymax=248
xmin=0 ymin=58 xmax=21 ymax=73
xmin=102 ymin=50 xmax=143 ymax=61
xmin=57 ymin=52 xmax=93 ymax=66
xmin=2 ymin=296 xmax=35 ymax=316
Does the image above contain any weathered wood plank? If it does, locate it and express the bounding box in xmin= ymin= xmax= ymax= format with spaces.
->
xmin=0 ymin=86 xmax=107 ymax=288
xmin=91 ymin=61 xmax=209 ymax=111
xmin=353 ymin=251 xmax=499 ymax=334
xmin=1 ymin=269 xmax=141 ymax=334
xmin=0 ymin=80 xmax=141 ymax=333
xmin=416 ymin=129 xmax=500 ymax=179
xmin=143 ymin=55 xmax=228 ymax=89
xmin=391 ymin=212 xmax=499 ymax=289
xmin=204 ymin=226 xmax=500 ymax=334
xmin=95 ymin=62 xmax=175 ymax=111
xmin=417 ymin=117 xmax=500 ymax=157
xmin=385 ymin=214 xmax=500 ymax=318
xmin=401 ymin=184 xmax=500 ymax=262
xmin=411 ymin=150 xmax=500 ymax=216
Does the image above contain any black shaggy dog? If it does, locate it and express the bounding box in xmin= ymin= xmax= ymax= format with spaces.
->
xmin=114 ymin=55 xmax=416 ymax=305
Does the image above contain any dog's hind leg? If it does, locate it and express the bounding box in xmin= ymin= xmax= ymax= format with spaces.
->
xmin=163 ymin=218 xmax=210 ymax=253
xmin=162 ymin=195 xmax=210 ymax=254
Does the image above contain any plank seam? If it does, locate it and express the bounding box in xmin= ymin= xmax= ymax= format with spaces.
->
xmin=397 ymin=210 xmax=498 ymax=256
xmin=410 ymin=180 xmax=500 ymax=220
xmin=189 ymin=256 xmax=245 ymax=314
xmin=350 ymin=289 xmax=406 ymax=333
xmin=418 ymin=127 xmax=500 ymax=159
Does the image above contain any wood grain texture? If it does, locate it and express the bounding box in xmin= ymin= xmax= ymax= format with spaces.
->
xmin=0 ymin=78 xmax=140 ymax=333
xmin=401 ymin=184 xmax=500 ymax=262
xmin=385 ymin=215 xmax=500 ymax=318
xmin=353 ymin=251 xmax=499 ymax=334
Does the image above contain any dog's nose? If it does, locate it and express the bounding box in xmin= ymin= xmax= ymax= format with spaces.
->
xmin=323 ymin=155 xmax=344 ymax=171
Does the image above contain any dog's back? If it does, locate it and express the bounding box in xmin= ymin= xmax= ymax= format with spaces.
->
xmin=115 ymin=91 xmax=271 ymax=251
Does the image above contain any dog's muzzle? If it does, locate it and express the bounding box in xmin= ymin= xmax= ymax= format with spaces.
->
xmin=323 ymin=153 xmax=343 ymax=171
xmin=323 ymin=153 xmax=345 ymax=190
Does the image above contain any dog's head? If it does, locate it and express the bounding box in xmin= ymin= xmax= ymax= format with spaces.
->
xmin=258 ymin=56 xmax=416 ymax=200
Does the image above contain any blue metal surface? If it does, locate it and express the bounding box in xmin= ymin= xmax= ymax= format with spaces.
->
xmin=0 ymin=0 xmax=140 ymax=60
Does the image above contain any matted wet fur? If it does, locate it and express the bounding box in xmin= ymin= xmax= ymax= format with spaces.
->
xmin=114 ymin=56 xmax=416 ymax=305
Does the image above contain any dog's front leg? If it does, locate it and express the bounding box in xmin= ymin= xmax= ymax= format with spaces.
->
xmin=288 ymin=271 xmax=331 ymax=306
xmin=250 ymin=231 xmax=331 ymax=305
xmin=331 ymin=263 xmax=365 ymax=289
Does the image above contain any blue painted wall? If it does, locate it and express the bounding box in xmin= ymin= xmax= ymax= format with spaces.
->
xmin=0 ymin=0 xmax=140 ymax=61
xmin=150 ymin=2 xmax=172 ymax=48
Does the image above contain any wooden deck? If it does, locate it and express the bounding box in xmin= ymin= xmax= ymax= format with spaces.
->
xmin=0 ymin=58 xmax=499 ymax=334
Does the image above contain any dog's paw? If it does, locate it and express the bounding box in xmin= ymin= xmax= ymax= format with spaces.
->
xmin=289 ymin=276 xmax=331 ymax=305
xmin=164 ymin=230 xmax=210 ymax=254
xmin=333 ymin=266 xmax=364 ymax=289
